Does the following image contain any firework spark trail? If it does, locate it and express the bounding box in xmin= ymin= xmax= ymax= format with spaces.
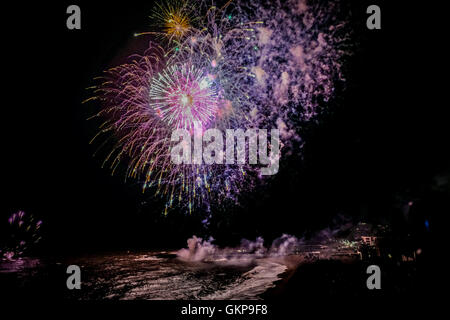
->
xmin=85 ymin=0 xmax=352 ymax=215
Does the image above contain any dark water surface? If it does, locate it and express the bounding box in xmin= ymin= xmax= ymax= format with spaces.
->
xmin=0 ymin=251 xmax=287 ymax=300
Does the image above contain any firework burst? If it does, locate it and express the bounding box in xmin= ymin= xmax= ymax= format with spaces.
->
xmin=85 ymin=0 xmax=353 ymax=215
xmin=149 ymin=62 xmax=222 ymax=131
xmin=1 ymin=211 xmax=42 ymax=260
xmin=135 ymin=0 xmax=198 ymax=42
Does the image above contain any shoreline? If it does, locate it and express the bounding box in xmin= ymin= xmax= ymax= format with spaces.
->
xmin=261 ymin=255 xmax=304 ymax=299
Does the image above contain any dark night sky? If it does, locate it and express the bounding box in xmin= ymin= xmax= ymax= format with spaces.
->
xmin=1 ymin=1 xmax=447 ymax=254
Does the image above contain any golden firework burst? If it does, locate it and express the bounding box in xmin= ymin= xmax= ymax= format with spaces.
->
xmin=152 ymin=0 xmax=195 ymax=40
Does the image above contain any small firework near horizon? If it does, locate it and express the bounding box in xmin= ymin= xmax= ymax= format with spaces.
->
xmin=1 ymin=211 xmax=42 ymax=261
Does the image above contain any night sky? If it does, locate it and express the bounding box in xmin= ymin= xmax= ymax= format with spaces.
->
xmin=2 ymin=1 xmax=447 ymax=255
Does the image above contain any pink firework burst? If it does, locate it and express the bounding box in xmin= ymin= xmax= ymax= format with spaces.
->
xmin=149 ymin=63 xmax=221 ymax=131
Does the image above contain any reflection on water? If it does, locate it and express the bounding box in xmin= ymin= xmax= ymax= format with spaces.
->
xmin=70 ymin=252 xmax=287 ymax=300
xmin=0 ymin=257 xmax=41 ymax=274
xmin=0 ymin=252 xmax=287 ymax=300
